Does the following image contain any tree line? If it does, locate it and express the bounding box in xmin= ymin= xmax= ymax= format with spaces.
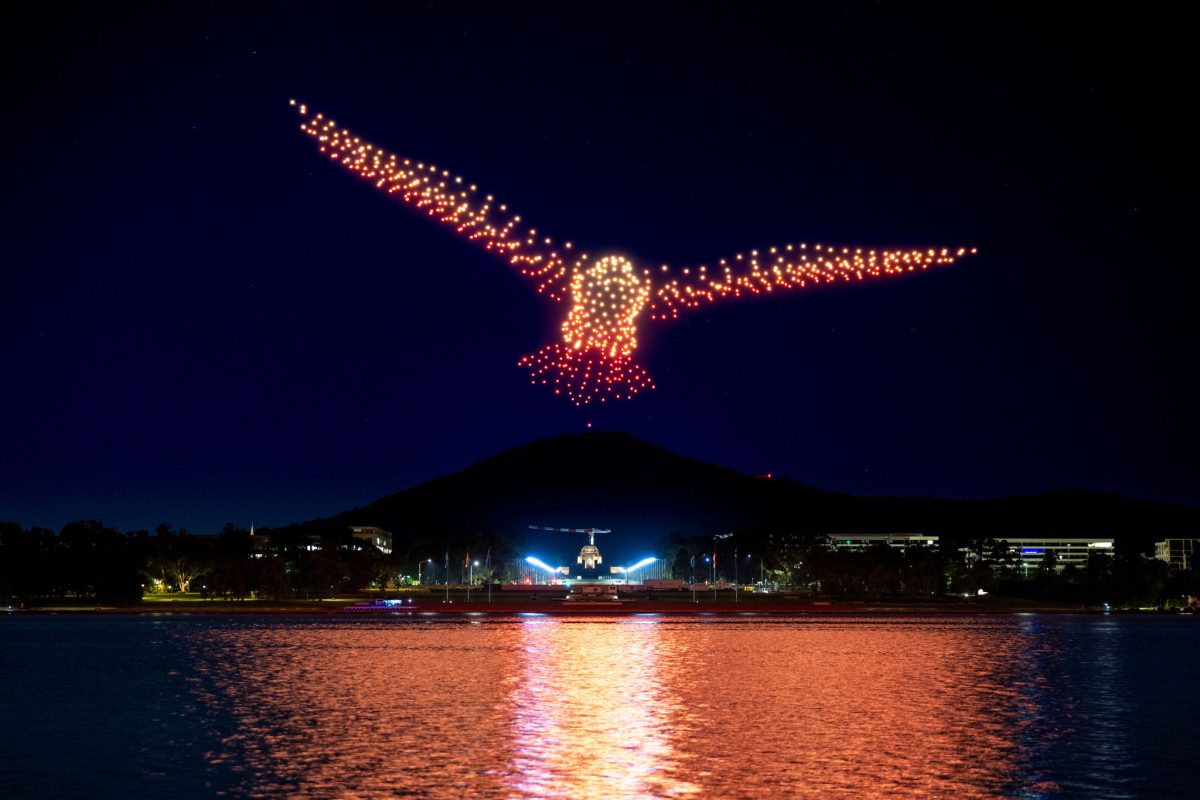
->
xmin=660 ymin=531 xmax=1199 ymax=608
xmin=3 ymin=519 xmax=1195 ymax=608
xmin=0 ymin=520 xmax=530 ymax=604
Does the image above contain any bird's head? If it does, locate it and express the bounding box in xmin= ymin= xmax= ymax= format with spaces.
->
xmin=561 ymin=255 xmax=650 ymax=359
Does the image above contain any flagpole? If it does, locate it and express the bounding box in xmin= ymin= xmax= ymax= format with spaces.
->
xmin=712 ymin=550 xmax=717 ymax=603
xmin=444 ymin=549 xmax=449 ymax=603
xmin=690 ymin=554 xmax=696 ymax=603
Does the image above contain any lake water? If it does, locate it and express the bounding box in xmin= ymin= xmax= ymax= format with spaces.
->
xmin=1 ymin=614 xmax=1196 ymax=799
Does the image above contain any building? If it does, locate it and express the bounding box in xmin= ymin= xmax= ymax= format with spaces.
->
xmin=577 ymin=543 xmax=602 ymax=570
xmin=1155 ymin=539 xmax=1197 ymax=570
xmin=1005 ymin=538 xmax=1113 ymax=571
xmin=828 ymin=533 xmax=938 ymax=551
xmin=964 ymin=537 xmax=1114 ymax=572
xmin=349 ymin=526 xmax=393 ymax=555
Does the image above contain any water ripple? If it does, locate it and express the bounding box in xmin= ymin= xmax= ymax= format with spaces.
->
xmin=3 ymin=614 xmax=1197 ymax=799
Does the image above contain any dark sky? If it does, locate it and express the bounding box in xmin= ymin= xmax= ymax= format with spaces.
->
xmin=3 ymin=2 xmax=1196 ymax=533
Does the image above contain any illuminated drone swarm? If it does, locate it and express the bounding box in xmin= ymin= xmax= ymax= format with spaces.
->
xmin=293 ymin=100 xmax=976 ymax=405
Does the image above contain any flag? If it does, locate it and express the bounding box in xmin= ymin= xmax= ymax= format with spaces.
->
xmin=464 ymin=550 xmax=469 ymax=569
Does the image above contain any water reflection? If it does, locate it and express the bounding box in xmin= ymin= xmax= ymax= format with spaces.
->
xmin=191 ymin=619 xmax=524 ymax=798
xmin=500 ymin=616 xmax=1049 ymax=799
xmin=506 ymin=618 xmax=699 ymax=798
xmin=1008 ymin=617 xmax=1135 ymax=798
xmin=657 ymin=619 xmax=1032 ymax=799
xmin=179 ymin=615 xmax=1141 ymax=799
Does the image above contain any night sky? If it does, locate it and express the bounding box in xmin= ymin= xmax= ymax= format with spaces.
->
xmin=3 ymin=3 xmax=1196 ymax=533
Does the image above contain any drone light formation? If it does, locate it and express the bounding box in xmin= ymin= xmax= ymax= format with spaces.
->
xmin=292 ymin=100 xmax=976 ymax=405
xmin=518 ymin=254 xmax=655 ymax=405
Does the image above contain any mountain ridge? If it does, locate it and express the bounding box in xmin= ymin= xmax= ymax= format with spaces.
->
xmin=267 ymin=432 xmax=1200 ymax=556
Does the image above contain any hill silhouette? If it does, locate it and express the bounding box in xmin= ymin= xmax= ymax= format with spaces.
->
xmin=268 ymin=432 xmax=1200 ymax=558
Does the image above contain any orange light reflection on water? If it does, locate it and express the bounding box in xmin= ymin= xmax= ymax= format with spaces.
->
xmin=193 ymin=619 xmax=524 ymax=798
xmin=507 ymin=616 xmax=700 ymax=798
xmin=501 ymin=616 xmax=1043 ymax=799
xmin=193 ymin=616 xmax=1051 ymax=799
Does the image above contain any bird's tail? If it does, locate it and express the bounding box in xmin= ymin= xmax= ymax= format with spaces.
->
xmin=518 ymin=344 xmax=655 ymax=406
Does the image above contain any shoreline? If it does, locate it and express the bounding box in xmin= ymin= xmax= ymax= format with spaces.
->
xmin=5 ymin=599 xmax=1141 ymax=616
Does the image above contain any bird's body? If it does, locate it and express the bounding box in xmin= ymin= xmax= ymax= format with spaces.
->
xmin=517 ymin=255 xmax=654 ymax=404
xmin=562 ymin=256 xmax=648 ymax=361
xmin=291 ymin=100 xmax=975 ymax=405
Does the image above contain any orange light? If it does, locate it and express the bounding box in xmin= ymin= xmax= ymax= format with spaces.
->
xmin=294 ymin=102 xmax=976 ymax=406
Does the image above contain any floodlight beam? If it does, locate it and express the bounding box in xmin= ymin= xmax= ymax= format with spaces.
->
xmin=525 ymin=556 xmax=558 ymax=575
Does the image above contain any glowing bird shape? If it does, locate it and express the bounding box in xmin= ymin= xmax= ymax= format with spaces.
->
xmin=291 ymin=101 xmax=975 ymax=405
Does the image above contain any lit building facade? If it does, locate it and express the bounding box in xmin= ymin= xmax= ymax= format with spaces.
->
xmin=964 ymin=537 xmax=1114 ymax=572
xmin=577 ymin=543 xmax=602 ymax=569
xmin=1155 ymin=539 xmax=1197 ymax=570
xmin=828 ymin=533 xmax=938 ymax=551
xmin=576 ymin=543 xmax=603 ymax=579
xmin=350 ymin=526 xmax=393 ymax=555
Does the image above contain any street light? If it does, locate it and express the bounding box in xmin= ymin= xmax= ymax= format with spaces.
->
xmin=418 ymin=558 xmax=432 ymax=587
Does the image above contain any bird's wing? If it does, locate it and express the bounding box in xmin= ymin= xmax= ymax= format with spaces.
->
xmin=645 ymin=243 xmax=975 ymax=320
xmin=293 ymin=101 xmax=580 ymax=301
